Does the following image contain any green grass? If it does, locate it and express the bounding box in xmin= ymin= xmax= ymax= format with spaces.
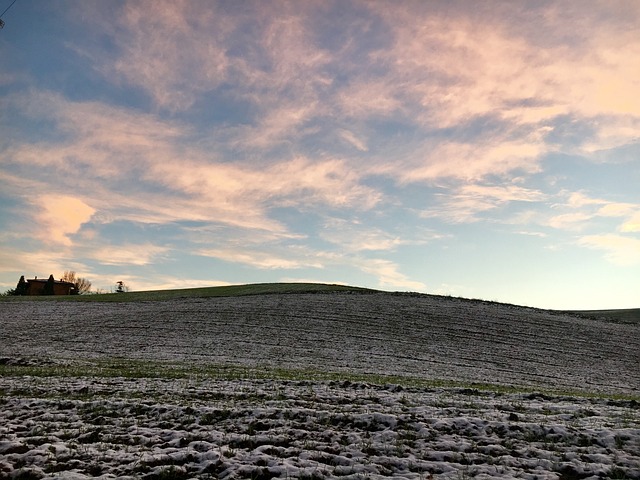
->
xmin=567 ymin=308 xmax=640 ymax=324
xmin=0 ymin=282 xmax=378 ymax=302
xmin=2 ymin=358 xmax=638 ymax=402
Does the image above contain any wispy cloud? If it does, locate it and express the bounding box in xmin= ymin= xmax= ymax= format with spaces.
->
xmin=319 ymin=218 xmax=404 ymax=252
xmin=0 ymin=248 xmax=88 ymax=281
xmin=421 ymin=184 xmax=547 ymax=224
xmin=2 ymin=91 xmax=380 ymax=238
xmin=547 ymin=191 xmax=640 ymax=232
xmin=197 ymin=247 xmax=325 ymax=270
xmin=358 ymin=258 xmax=427 ymax=292
xmin=361 ymin=1 xmax=640 ymax=170
xmin=107 ymin=0 xmax=235 ymax=111
xmin=620 ymin=212 xmax=640 ymax=233
xmin=89 ymin=244 xmax=170 ymax=267
xmin=2 ymin=1 xmax=638 ymax=306
xmin=578 ymin=234 xmax=640 ymax=266
xmin=71 ymin=0 xmax=640 ymax=182
xmin=338 ymin=129 xmax=368 ymax=152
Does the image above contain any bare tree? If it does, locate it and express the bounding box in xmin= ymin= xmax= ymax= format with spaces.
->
xmin=61 ymin=271 xmax=92 ymax=295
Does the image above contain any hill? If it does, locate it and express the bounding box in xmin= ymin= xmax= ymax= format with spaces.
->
xmin=0 ymin=282 xmax=375 ymax=302
xmin=1 ymin=283 xmax=638 ymax=395
xmin=566 ymin=308 xmax=640 ymax=324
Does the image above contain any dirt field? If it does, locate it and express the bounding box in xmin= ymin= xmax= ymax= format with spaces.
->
xmin=1 ymin=291 xmax=639 ymax=479
xmin=1 ymin=292 xmax=638 ymax=394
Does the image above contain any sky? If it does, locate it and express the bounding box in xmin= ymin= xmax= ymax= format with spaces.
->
xmin=1 ymin=0 xmax=639 ymax=309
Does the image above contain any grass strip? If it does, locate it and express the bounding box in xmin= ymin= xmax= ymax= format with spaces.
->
xmin=1 ymin=358 xmax=638 ymax=402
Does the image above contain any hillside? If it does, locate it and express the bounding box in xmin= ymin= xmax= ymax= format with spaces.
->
xmin=0 ymin=282 xmax=374 ymax=302
xmin=1 ymin=283 xmax=638 ymax=395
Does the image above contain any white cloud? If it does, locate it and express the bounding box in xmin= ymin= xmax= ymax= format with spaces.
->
xmin=620 ymin=212 xmax=640 ymax=233
xmin=149 ymin=155 xmax=381 ymax=217
xmin=546 ymin=191 xmax=640 ymax=232
xmin=279 ymin=277 xmax=349 ymax=286
xmin=339 ymin=129 xmax=368 ymax=152
xmin=421 ymin=184 xmax=547 ymax=224
xmin=578 ymin=234 xmax=640 ymax=266
xmin=515 ymin=231 xmax=547 ymax=238
xmin=133 ymin=277 xmax=233 ymax=292
xmin=319 ymin=219 xmax=404 ymax=252
xmin=89 ymin=244 xmax=170 ymax=266
xmin=546 ymin=212 xmax=594 ymax=231
xmin=597 ymin=203 xmax=637 ymax=218
xmin=358 ymin=258 xmax=426 ymax=292
xmin=565 ymin=192 xmax=607 ymax=209
xmin=0 ymin=250 xmax=65 ymax=277
xmin=0 ymin=249 xmax=94 ymax=285
xmin=197 ymin=247 xmax=325 ymax=270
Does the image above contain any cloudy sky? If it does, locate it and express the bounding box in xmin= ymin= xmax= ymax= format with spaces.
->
xmin=1 ymin=0 xmax=639 ymax=309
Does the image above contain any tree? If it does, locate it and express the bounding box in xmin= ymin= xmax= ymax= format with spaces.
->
xmin=43 ymin=274 xmax=55 ymax=295
xmin=61 ymin=271 xmax=92 ymax=295
xmin=14 ymin=275 xmax=28 ymax=296
xmin=75 ymin=277 xmax=92 ymax=295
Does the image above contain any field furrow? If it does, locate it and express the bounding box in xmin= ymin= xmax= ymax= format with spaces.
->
xmin=1 ymin=292 xmax=638 ymax=394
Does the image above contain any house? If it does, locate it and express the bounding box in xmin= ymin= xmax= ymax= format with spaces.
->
xmin=25 ymin=276 xmax=76 ymax=296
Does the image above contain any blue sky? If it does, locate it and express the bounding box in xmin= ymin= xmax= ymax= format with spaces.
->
xmin=1 ymin=0 xmax=639 ymax=309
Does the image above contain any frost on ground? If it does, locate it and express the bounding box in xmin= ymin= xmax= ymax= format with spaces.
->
xmin=1 ymin=293 xmax=639 ymax=478
xmin=1 ymin=376 xmax=639 ymax=480
xmin=1 ymin=294 xmax=639 ymax=395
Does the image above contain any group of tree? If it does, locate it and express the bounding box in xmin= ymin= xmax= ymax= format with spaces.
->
xmin=61 ymin=271 xmax=92 ymax=294
xmin=4 ymin=271 xmax=92 ymax=296
xmin=2 ymin=273 xmax=132 ymax=296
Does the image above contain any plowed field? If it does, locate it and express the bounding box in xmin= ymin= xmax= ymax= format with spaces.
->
xmin=1 ymin=292 xmax=638 ymax=394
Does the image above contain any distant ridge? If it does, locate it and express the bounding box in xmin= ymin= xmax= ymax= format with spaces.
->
xmin=1 ymin=282 xmax=377 ymax=302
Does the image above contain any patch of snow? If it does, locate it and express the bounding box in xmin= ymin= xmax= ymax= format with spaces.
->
xmin=0 ymin=376 xmax=638 ymax=479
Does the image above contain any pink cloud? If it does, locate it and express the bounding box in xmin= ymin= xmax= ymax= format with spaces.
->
xmin=392 ymin=136 xmax=546 ymax=184
xmin=4 ymin=91 xmax=381 ymax=237
xmin=111 ymin=1 xmax=234 ymax=111
xmin=35 ymin=196 xmax=95 ymax=246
